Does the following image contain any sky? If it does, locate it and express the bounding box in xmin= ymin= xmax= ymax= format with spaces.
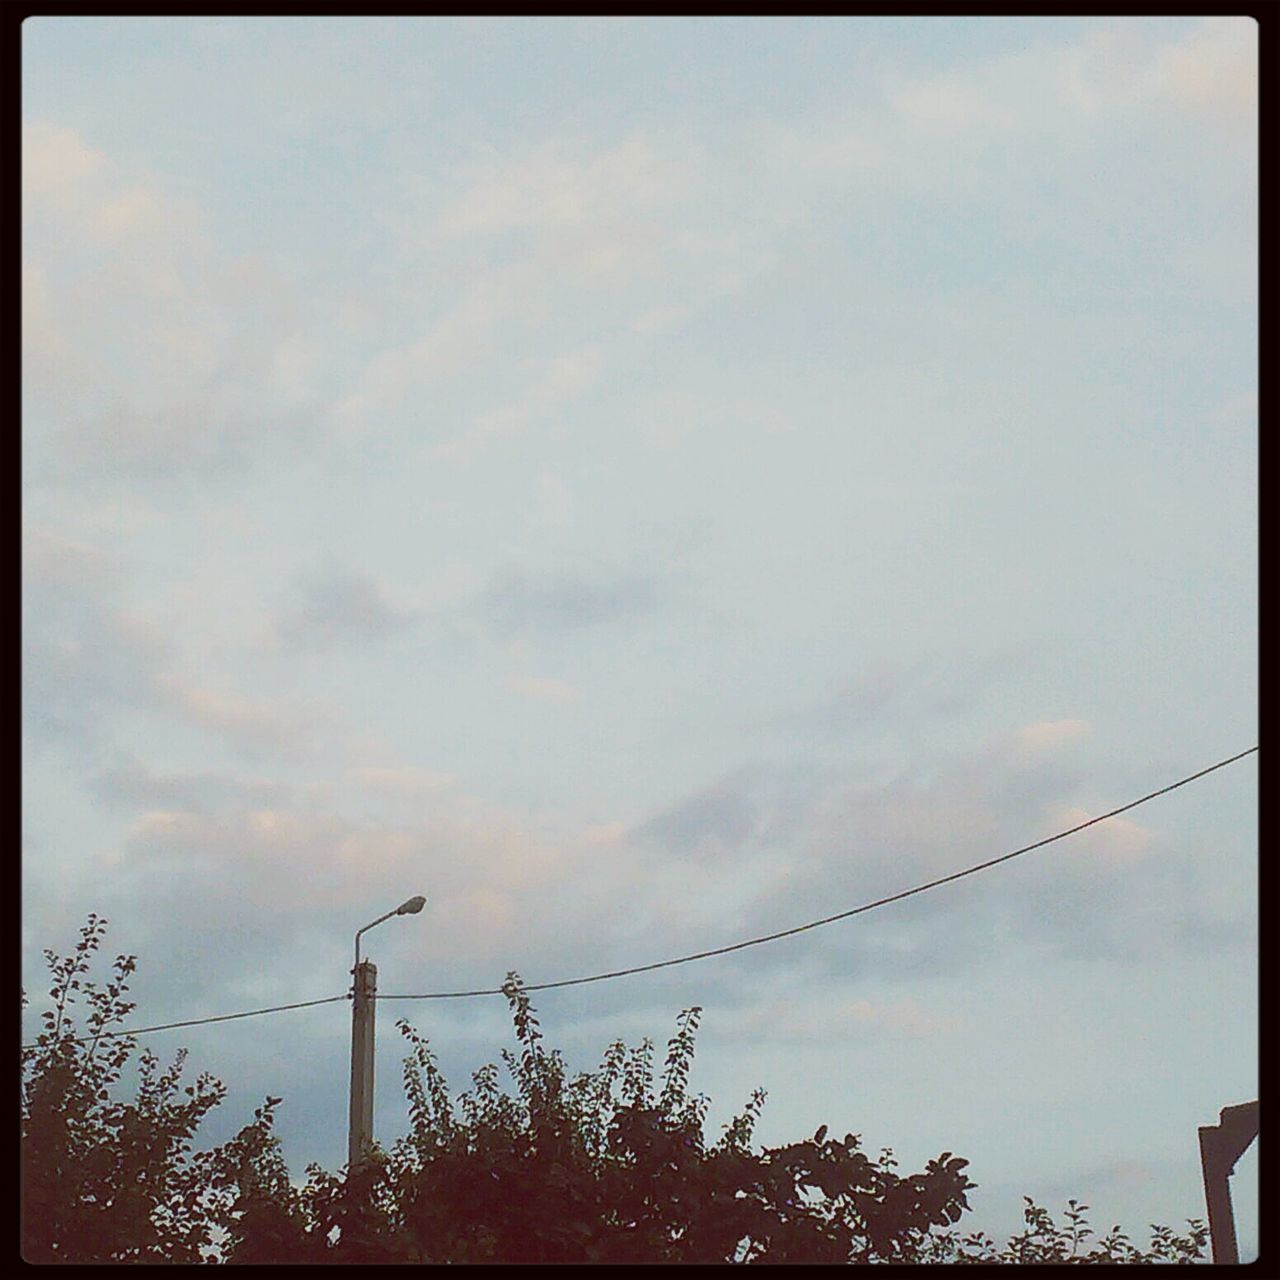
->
xmin=22 ymin=15 xmax=1257 ymax=1259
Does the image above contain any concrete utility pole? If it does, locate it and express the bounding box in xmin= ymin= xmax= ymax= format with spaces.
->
xmin=348 ymin=960 xmax=378 ymax=1169
xmin=347 ymin=895 xmax=427 ymax=1170
xmin=1198 ymin=1099 xmax=1259 ymax=1265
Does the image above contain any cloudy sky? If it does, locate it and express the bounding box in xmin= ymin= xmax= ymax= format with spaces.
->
xmin=22 ymin=15 xmax=1257 ymax=1257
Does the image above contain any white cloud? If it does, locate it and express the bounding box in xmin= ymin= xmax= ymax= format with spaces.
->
xmin=347 ymin=766 xmax=458 ymax=796
xmin=632 ymin=303 xmax=690 ymax=336
xmin=21 ymin=122 xmax=107 ymax=199
xmin=112 ymin=773 xmax=588 ymax=966
xmin=432 ymin=345 xmax=603 ymax=462
xmin=91 ymin=184 xmax=189 ymax=243
xmin=763 ymin=18 xmax=1255 ymax=201
xmin=328 ymin=271 xmax=525 ymax=428
xmin=23 ymin=121 xmax=202 ymax=247
xmin=23 ymin=527 xmax=115 ymax=588
xmin=582 ymin=820 xmax=626 ymax=847
xmin=23 ymin=122 xmax=337 ymax=479
xmin=1048 ymin=806 xmax=1154 ymax=866
xmin=1016 ymin=719 xmax=1090 ymax=754
xmin=896 ymin=19 xmax=1256 ymax=137
xmin=434 ymin=134 xmax=685 ymax=239
xmin=888 ymin=67 xmax=1024 ymax=139
xmin=156 ymin=673 xmax=316 ymax=751
xmin=329 ymin=128 xmax=781 ymax=443
xmin=505 ymin=672 xmax=580 ymax=704
xmin=268 ymin=334 xmax=324 ymax=403
xmin=22 ymin=259 xmax=72 ymax=394
xmin=1148 ymin=17 xmax=1257 ymax=127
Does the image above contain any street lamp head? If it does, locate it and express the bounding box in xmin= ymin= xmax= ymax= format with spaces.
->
xmin=396 ymin=894 xmax=427 ymax=915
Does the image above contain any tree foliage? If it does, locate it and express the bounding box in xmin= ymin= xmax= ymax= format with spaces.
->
xmin=22 ymin=920 xmax=1210 ymax=1263
xmin=20 ymin=915 xmax=284 ymax=1262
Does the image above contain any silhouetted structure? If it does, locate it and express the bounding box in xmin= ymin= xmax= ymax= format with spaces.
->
xmin=1197 ymin=1100 xmax=1259 ymax=1264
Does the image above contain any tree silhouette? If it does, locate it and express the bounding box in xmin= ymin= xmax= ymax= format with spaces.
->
xmin=20 ymin=915 xmax=282 ymax=1262
xmin=22 ymin=918 xmax=1209 ymax=1264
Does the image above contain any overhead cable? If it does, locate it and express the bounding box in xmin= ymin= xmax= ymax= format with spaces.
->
xmin=22 ymin=746 xmax=1257 ymax=1045
xmin=22 ymin=995 xmax=348 ymax=1049
xmin=379 ymin=745 xmax=1259 ymax=1001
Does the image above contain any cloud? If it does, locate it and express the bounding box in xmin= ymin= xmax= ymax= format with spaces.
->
xmin=274 ymin=570 xmax=416 ymax=650
xmin=323 ymin=119 xmax=793 ymax=454
xmin=334 ymin=130 xmax=769 ymax=433
xmin=72 ymin=753 xmax=789 ymax=1028
xmin=329 ymin=273 xmax=518 ymax=423
xmin=267 ymin=333 xmax=324 ymax=405
xmin=334 ymin=254 xmax=614 ymax=431
xmin=885 ymin=18 xmax=1256 ymax=139
xmin=23 ymin=121 xmax=204 ymax=250
xmin=23 ymin=527 xmax=116 ymax=589
xmin=479 ymin=563 xmax=660 ymax=634
xmin=22 ymin=122 xmax=108 ymax=202
xmin=1045 ymin=806 xmax=1153 ymax=866
xmin=22 ymin=527 xmax=340 ymax=764
xmin=888 ymin=65 xmax=1024 ymax=140
xmin=582 ymin=820 xmax=626 ymax=848
xmin=22 ymin=121 xmax=205 ymax=283
xmin=631 ymin=773 xmax=759 ymax=862
xmin=430 ymin=345 xmax=604 ymax=464
xmin=28 ymin=708 xmax=1252 ymax=1122
xmin=504 ymin=673 xmax=579 ymax=704
xmin=122 ymin=804 xmax=425 ymax=897
xmin=615 ymin=721 xmax=1239 ymax=990
xmin=52 ymin=396 xmax=261 ymax=482
xmin=155 ymin=673 xmax=317 ymax=753
xmin=632 ymin=304 xmax=689 ymax=335
xmin=23 ymin=122 xmax=334 ymax=482
xmin=832 ymin=996 xmax=966 ymax=1039
xmin=1015 ymin=719 xmax=1090 ymax=754
xmin=757 ymin=660 xmax=929 ymax=738
xmin=1148 ymin=17 xmax=1256 ymax=127
xmin=434 ymin=134 xmax=686 ymax=240
xmin=89 ymin=759 xmax=288 ymax=814
xmin=754 ymin=649 xmax=1039 ymax=743
xmin=22 ymin=259 xmax=74 ymax=394
xmin=724 ymin=994 xmax=965 ymax=1044
xmin=346 ymin=766 xmax=457 ymax=797
xmin=91 ymin=768 xmax=592 ymax=996
xmin=330 ymin=265 xmax=606 ymax=432
xmin=761 ymin=18 xmax=1254 ymax=207
xmin=22 ymin=553 xmax=171 ymax=752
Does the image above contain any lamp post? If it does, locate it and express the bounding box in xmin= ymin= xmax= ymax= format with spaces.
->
xmin=348 ymin=895 xmax=427 ymax=1170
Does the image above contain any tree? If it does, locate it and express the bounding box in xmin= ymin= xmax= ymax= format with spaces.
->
xmin=21 ymin=916 xmax=284 ymax=1263
xmin=224 ymin=975 xmax=1208 ymax=1265
xmin=377 ymin=979 xmax=979 ymax=1263
xmin=23 ymin=920 xmax=1210 ymax=1264
xmin=920 ymin=1197 xmax=1209 ymax=1264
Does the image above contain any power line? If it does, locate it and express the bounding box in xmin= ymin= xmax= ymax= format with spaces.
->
xmin=379 ymin=745 xmax=1259 ymax=1001
xmin=22 ymin=745 xmax=1257 ymax=1046
xmin=22 ymin=995 xmax=348 ymax=1049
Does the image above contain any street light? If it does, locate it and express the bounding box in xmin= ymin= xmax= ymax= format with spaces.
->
xmin=354 ymin=894 xmax=427 ymax=973
xmin=349 ymin=895 xmax=427 ymax=1169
